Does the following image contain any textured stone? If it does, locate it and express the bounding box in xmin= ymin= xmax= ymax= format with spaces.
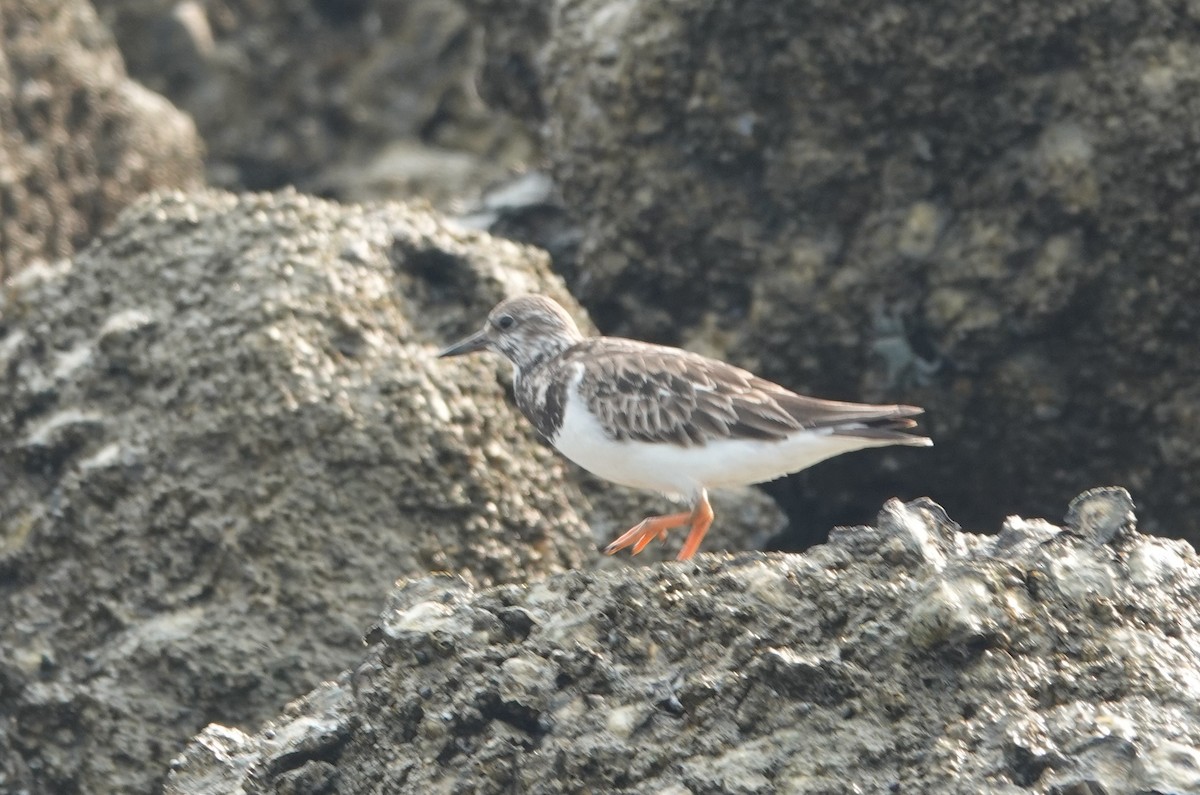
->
xmin=468 ymin=0 xmax=1200 ymax=545
xmin=0 ymin=189 xmax=781 ymax=793
xmin=167 ymin=490 xmax=1200 ymax=794
xmin=0 ymin=0 xmax=203 ymax=279
xmin=91 ymin=0 xmax=531 ymax=202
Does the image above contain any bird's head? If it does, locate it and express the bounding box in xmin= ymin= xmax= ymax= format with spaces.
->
xmin=438 ymin=295 xmax=584 ymax=372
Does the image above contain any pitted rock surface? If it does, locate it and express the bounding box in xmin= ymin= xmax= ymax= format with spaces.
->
xmin=168 ymin=489 xmax=1200 ymax=794
xmin=0 ymin=0 xmax=203 ymax=279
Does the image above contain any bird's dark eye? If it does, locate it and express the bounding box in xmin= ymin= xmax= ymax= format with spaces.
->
xmin=496 ymin=314 xmax=516 ymax=330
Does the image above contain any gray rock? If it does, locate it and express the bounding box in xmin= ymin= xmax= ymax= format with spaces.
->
xmin=91 ymin=0 xmax=531 ymax=202
xmin=0 ymin=0 xmax=203 ymax=279
xmin=467 ymin=0 xmax=1200 ymax=545
xmin=0 ymin=189 xmax=780 ymax=793
xmin=166 ymin=489 xmax=1200 ymax=794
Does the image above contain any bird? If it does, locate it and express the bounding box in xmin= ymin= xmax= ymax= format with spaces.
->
xmin=438 ymin=295 xmax=932 ymax=561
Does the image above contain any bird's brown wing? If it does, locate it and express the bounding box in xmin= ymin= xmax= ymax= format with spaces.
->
xmin=573 ymin=339 xmax=925 ymax=448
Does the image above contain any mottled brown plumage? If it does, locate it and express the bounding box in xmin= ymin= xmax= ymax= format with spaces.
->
xmin=564 ymin=338 xmax=923 ymax=448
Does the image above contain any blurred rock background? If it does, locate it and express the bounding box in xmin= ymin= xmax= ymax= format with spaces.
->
xmin=49 ymin=0 xmax=1196 ymax=550
xmin=3 ymin=0 xmax=1200 ymax=791
xmin=90 ymin=0 xmax=532 ymax=201
xmin=0 ymin=0 xmax=203 ymax=281
xmin=467 ymin=0 xmax=1200 ymax=545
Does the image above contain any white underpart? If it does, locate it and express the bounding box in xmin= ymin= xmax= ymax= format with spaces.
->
xmin=551 ymin=366 xmax=923 ymax=501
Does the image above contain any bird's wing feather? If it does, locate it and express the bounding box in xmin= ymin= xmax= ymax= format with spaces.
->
xmin=574 ymin=339 xmax=924 ymax=448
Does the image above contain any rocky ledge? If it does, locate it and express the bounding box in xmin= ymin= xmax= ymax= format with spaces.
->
xmin=167 ymin=488 xmax=1200 ymax=795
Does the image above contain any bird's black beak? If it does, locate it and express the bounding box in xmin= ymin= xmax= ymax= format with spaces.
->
xmin=438 ymin=329 xmax=489 ymax=358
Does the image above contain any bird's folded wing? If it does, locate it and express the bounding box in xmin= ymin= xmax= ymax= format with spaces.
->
xmin=576 ymin=341 xmax=923 ymax=448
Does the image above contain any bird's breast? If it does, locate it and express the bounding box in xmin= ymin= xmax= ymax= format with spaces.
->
xmin=515 ymin=364 xmax=570 ymax=441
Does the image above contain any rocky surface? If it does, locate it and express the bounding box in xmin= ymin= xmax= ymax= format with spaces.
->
xmin=166 ymin=488 xmax=1200 ymax=794
xmin=468 ymin=0 xmax=1200 ymax=545
xmin=91 ymin=0 xmax=531 ymax=202
xmin=0 ymin=0 xmax=203 ymax=280
xmin=0 ymin=189 xmax=780 ymax=793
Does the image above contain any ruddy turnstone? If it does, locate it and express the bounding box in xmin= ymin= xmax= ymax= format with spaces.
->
xmin=439 ymin=295 xmax=932 ymax=560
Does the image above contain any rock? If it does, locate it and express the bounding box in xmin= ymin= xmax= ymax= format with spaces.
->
xmin=467 ymin=0 xmax=1200 ymax=546
xmin=166 ymin=490 xmax=1200 ymax=794
xmin=0 ymin=0 xmax=203 ymax=279
xmin=90 ymin=0 xmax=531 ymax=201
xmin=0 ymin=189 xmax=781 ymax=793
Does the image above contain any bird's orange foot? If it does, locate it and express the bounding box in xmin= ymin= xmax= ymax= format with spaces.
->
xmin=605 ymin=490 xmax=717 ymax=560
xmin=604 ymin=511 xmax=692 ymax=556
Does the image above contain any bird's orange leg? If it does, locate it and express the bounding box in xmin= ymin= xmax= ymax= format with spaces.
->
xmin=604 ymin=490 xmax=716 ymax=560
xmin=676 ymin=491 xmax=714 ymax=561
xmin=604 ymin=510 xmax=692 ymax=556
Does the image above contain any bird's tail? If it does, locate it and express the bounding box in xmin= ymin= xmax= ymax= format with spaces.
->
xmin=829 ymin=406 xmax=933 ymax=447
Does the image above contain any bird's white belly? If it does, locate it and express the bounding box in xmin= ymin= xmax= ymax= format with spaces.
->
xmin=551 ymin=379 xmax=888 ymax=499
